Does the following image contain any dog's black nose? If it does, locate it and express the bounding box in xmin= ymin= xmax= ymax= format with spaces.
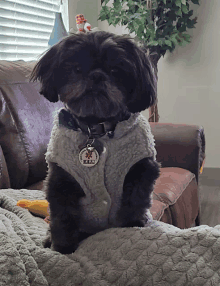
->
xmin=89 ymin=71 xmax=106 ymax=84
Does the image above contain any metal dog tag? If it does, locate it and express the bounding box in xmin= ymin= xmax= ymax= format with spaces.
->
xmin=79 ymin=144 xmax=99 ymax=167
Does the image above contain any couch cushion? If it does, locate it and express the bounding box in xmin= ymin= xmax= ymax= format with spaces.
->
xmin=151 ymin=167 xmax=199 ymax=228
xmin=27 ymin=180 xmax=44 ymax=191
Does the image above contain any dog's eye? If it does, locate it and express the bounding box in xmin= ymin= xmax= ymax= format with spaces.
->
xmin=110 ymin=68 xmax=118 ymax=75
xmin=74 ymin=66 xmax=82 ymax=74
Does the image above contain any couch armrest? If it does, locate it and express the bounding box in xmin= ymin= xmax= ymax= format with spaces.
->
xmin=0 ymin=61 xmax=63 ymax=189
xmin=0 ymin=145 xmax=11 ymax=189
xmin=150 ymin=122 xmax=205 ymax=183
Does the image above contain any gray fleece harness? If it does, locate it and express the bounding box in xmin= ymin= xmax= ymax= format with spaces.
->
xmin=46 ymin=108 xmax=157 ymax=234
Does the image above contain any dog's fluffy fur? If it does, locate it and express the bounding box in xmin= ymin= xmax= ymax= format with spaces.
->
xmin=31 ymin=31 xmax=161 ymax=254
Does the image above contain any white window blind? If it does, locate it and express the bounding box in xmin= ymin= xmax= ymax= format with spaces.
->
xmin=0 ymin=0 xmax=61 ymax=61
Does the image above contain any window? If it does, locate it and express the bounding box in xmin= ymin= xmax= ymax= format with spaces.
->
xmin=0 ymin=0 xmax=61 ymax=61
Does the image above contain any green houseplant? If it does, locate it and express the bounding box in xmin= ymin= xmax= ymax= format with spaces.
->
xmin=98 ymin=0 xmax=200 ymax=122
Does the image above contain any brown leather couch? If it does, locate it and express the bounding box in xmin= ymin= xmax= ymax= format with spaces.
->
xmin=0 ymin=60 xmax=205 ymax=229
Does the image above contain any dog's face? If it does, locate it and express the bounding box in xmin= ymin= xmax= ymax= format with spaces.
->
xmin=31 ymin=31 xmax=157 ymax=123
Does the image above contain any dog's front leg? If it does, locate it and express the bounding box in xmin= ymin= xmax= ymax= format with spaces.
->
xmin=118 ymin=157 xmax=160 ymax=227
xmin=48 ymin=206 xmax=81 ymax=254
xmin=43 ymin=162 xmax=85 ymax=254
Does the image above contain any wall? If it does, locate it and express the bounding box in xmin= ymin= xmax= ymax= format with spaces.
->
xmin=67 ymin=0 xmax=219 ymax=168
xmin=155 ymin=0 xmax=219 ymax=168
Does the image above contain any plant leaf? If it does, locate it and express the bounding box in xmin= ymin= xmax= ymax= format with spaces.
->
xmin=191 ymin=0 xmax=200 ymax=4
xmin=176 ymin=0 xmax=182 ymax=8
xmin=170 ymin=35 xmax=178 ymax=45
xmin=175 ymin=9 xmax=182 ymax=16
xmin=101 ymin=0 xmax=110 ymax=4
xmin=182 ymin=4 xmax=189 ymax=14
xmin=165 ymin=40 xmax=172 ymax=47
xmin=149 ymin=41 xmax=159 ymax=46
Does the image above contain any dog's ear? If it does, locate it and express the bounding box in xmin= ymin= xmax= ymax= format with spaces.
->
xmin=126 ymin=43 xmax=157 ymax=113
xmin=30 ymin=45 xmax=59 ymax=102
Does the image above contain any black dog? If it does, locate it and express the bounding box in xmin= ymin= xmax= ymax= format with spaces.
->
xmin=31 ymin=31 xmax=160 ymax=254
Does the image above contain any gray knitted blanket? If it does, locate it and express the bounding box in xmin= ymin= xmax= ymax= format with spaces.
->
xmin=1 ymin=188 xmax=220 ymax=286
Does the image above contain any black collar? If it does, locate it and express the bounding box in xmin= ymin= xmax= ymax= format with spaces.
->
xmin=58 ymin=108 xmax=130 ymax=139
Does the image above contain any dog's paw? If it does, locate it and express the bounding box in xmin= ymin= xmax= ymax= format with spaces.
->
xmin=123 ymin=220 xmax=146 ymax=228
xmin=43 ymin=235 xmax=52 ymax=248
xmin=51 ymin=243 xmax=78 ymax=254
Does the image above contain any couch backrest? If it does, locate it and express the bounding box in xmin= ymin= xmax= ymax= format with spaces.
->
xmin=0 ymin=60 xmax=63 ymax=189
